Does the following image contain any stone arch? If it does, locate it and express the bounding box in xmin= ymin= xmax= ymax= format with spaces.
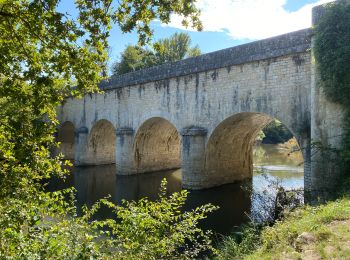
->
xmin=88 ymin=119 xmax=116 ymax=165
xmin=133 ymin=117 xmax=181 ymax=173
xmin=56 ymin=121 xmax=75 ymax=160
xmin=205 ymin=112 xmax=304 ymax=187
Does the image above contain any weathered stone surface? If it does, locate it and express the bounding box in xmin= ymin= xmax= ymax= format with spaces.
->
xmin=53 ymin=121 xmax=75 ymax=160
xmin=58 ymin=45 xmax=312 ymax=189
xmin=56 ymin=1 xmax=347 ymax=197
xmin=134 ymin=117 xmax=180 ymax=173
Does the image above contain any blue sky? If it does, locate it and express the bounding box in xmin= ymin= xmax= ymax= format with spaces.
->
xmin=59 ymin=0 xmax=332 ymax=69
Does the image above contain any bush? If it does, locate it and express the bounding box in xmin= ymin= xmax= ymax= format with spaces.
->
xmin=216 ymin=224 xmax=262 ymax=260
xmin=0 ymin=180 xmax=218 ymax=259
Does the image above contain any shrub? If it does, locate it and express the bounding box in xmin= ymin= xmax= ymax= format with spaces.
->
xmin=0 ymin=180 xmax=218 ymax=259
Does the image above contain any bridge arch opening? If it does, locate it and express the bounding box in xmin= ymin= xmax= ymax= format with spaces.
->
xmin=88 ymin=119 xmax=116 ymax=165
xmin=205 ymin=112 xmax=304 ymax=187
xmin=134 ymin=117 xmax=181 ymax=173
xmin=56 ymin=121 xmax=75 ymax=160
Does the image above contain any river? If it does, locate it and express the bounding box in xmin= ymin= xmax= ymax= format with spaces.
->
xmin=48 ymin=143 xmax=304 ymax=235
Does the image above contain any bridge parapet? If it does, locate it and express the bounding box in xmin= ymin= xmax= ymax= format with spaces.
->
xmin=100 ymin=29 xmax=312 ymax=90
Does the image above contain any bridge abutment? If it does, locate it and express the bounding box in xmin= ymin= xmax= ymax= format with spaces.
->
xmin=308 ymin=0 xmax=349 ymax=202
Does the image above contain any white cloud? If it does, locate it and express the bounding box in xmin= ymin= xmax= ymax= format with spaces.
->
xmin=163 ymin=0 xmax=334 ymax=40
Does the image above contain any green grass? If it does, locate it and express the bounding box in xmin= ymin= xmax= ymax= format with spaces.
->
xmin=216 ymin=174 xmax=350 ymax=260
xmin=216 ymin=194 xmax=350 ymax=260
xmin=247 ymin=197 xmax=350 ymax=259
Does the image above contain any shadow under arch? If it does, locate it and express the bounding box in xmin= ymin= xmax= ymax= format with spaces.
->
xmin=88 ymin=119 xmax=116 ymax=165
xmin=56 ymin=121 xmax=75 ymax=160
xmin=205 ymin=112 xmax=304 ymax=187
xmin=133 ymin=117 xmax=181 ymax=173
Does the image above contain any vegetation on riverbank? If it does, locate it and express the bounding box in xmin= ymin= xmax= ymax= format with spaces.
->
xmin=0 ymin=1 xmax=217 ymax=258
xmin=0 ymin=180 xmax=218 ymax=258
xmin=216 ymin=178 xmax=350 ymax=259
xmin=1 ymin=1 xmax=350 ymax=259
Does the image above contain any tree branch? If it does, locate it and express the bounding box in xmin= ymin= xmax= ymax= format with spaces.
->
xmin=0 ymin=11 xmax=13 ymax=17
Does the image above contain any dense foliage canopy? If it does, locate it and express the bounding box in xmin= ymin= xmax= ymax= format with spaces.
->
xmin=0 ymin=0 xmax=219 ymax=258
xmin=314 ymin=2 xmax=350 ymax=105
xmin=314 ymin=2 xmax=350 ymax=172
xmin=112 ymin=32 xmax=201 ymax=75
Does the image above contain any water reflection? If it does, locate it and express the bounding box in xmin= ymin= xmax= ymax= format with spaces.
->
xmin=48 ymin=144 xmax=304 ymax=235
xmin=253 ymin=144 xmax=304 ymax=191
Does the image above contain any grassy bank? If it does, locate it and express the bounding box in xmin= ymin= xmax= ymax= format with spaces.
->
xmin=217 ymin=182 xmax=350 ymax=259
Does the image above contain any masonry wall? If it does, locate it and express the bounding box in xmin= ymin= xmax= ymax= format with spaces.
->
xmin=58 ymin=46 xmax=312 ymax=189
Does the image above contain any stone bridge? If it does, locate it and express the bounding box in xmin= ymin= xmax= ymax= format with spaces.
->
xmin=57 ymin=2 xmax=346 ymax=199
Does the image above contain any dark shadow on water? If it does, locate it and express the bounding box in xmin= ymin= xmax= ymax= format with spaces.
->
xmin=47 ymin=165 xmax=251 ymax=235
xmin=184 ymin=181 xmax=251 ymax=235
xmin=47 ymin=144 xmax=304 ymax=235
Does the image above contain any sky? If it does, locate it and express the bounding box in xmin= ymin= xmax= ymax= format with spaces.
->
xmin=59 ymin=0 xmax=333 ymax=69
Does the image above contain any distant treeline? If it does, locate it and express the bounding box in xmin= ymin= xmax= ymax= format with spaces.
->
xmin=261 ymin=120 xmax=293 ymax=144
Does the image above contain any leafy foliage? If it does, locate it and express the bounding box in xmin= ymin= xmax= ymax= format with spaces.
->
xmin=314 ymin=2 xmax=350 ymax=105
xmin=0 ymin=180 xmax=217 ymax=258
xmin=0 ymin=0 xmax=217 ymax=258
xmin=216 ymin=224 xmax=262 ymax=260
xmin=115 ymin=0 xmax=202 ymax=45
xmin=0 ymin=0 xmax=201 ymax=198
xmin=314 ymin=2 xmax=350 ymax=174
xmin=98 ymin=179 xmax=218 ymax=259
xmin=153 ymin=32 xmax=201 ymax=64
xmin=112 ymin=32 xmax=201 ymax=75
xmin=112 ymin=45 xmax=158 ymax=75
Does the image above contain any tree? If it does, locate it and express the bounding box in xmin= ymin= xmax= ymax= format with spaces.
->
xmin=0 ymin=0 xmax=218 ymax=258
xmin=113 ymin=45 xmax=157 ymax=75
xmin=153 ymin=32 xmax=201 ymax=63
xmin=262 ymin=120 xmax=293 ymax=144
xmin=112 ymin=32 xmax=202 ymax=75
xmin=0 ymin=0 xmax=201 ymax=202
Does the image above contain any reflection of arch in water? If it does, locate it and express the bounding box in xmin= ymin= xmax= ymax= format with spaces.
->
xmin=184 ymin=180 xmax=251 ymax=235
xmin=133 ymin=117 xmax=181 ymax=173
xmin=56 ymin=121 xmax=75 ymax=160
xmin=205 ymin=112 xmax=304 ymax=187
xmin=88 ymin=119 xmax=116 ymax=165
xmin=74 ymin=165 xmax=116 ymax=219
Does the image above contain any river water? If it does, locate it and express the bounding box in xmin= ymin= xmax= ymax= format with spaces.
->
xmin=48 ymin=144 xmax=304 ymax=235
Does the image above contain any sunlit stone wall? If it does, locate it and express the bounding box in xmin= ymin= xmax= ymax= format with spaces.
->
xmin=133 ymin=117 xmax=181 ymax=173
xmin=58 ymin=29 xmax=312 ymax=190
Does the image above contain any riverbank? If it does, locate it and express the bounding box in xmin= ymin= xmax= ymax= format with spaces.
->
xmin=217 ymin=179 xmax=350 ymax=259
